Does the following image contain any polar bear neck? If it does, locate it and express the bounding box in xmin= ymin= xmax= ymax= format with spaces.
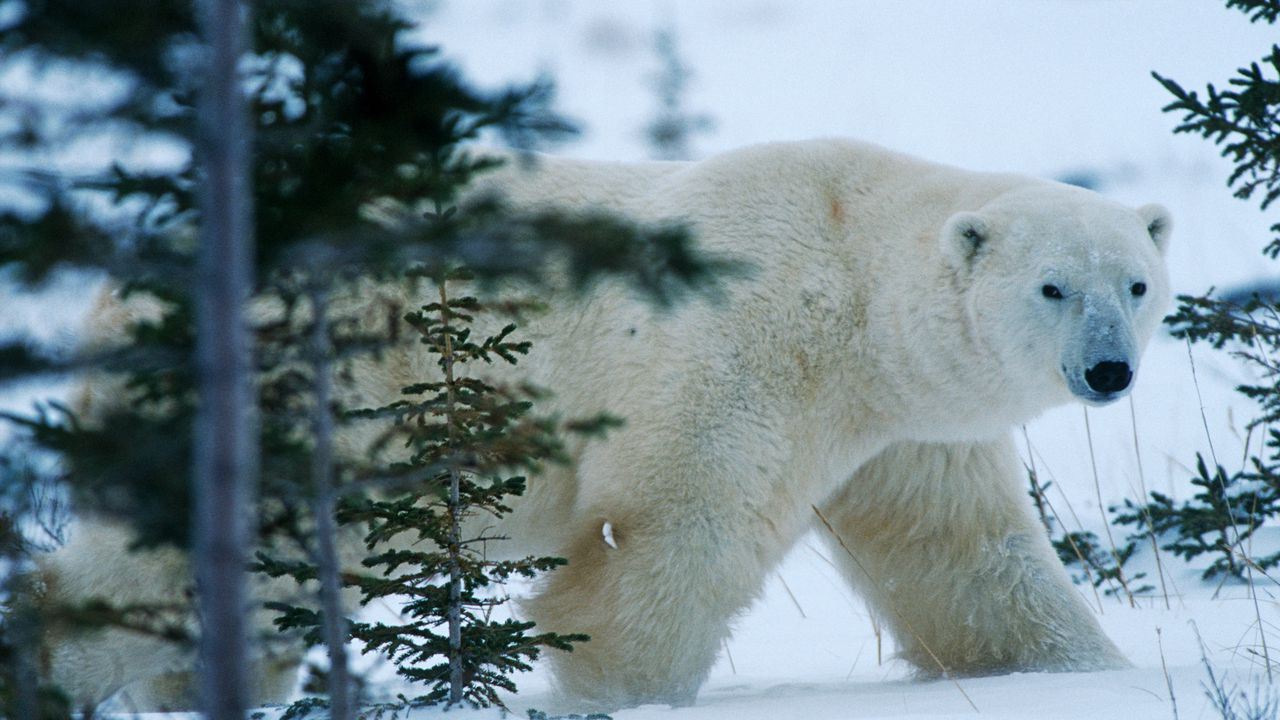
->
xmin=655 ymin=140 xmax=1054 ymax=444
xmin=860 ymin=256 xmax=1050 ymax=443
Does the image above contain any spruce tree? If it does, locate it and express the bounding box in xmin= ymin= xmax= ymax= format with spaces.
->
xmin=349 ymin=271 xmax=588 ymax=709
xmin=0 ymin=0 xmax=716 ymax=713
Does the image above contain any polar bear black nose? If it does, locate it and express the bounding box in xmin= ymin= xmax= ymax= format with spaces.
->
xmin=1085 ymin=361 xmax=1132 ymax=394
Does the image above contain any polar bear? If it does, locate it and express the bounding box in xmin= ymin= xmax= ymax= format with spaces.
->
xmin=35 ymin=139 xmax=1170 ymax=711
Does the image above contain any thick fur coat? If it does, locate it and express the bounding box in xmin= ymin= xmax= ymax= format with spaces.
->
xmin=37 ymin=139 xmax=1171 ymax=711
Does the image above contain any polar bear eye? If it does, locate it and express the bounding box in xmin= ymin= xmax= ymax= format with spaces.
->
xmin=1131 ymin=282 xmax=1147 ymax=297
xmin=1041 ymin=284 xmax=1063 ymax=300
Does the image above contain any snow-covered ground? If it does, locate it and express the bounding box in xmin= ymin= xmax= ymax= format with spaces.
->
xmin=5 ymin=1 xmax=1279 ymax=718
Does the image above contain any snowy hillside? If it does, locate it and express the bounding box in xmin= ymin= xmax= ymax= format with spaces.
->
xmin=6 ymin=1 xmax=1280 ymax=719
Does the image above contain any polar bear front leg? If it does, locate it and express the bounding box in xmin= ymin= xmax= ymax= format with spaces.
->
xmin=525 ymin=417 xmax=804 ymax=710
xmin=818 ymin=438 xmax=1128 ymax=676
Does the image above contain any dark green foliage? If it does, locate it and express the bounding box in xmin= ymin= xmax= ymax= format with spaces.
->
xmin=0 ymin=623 xmax=71 ymax=720
xmin=644 ymin=26 xmax=714 ymax=161
xmin=1113 ymin=455 xmax=1280 ymax=580
xmin=1 ymin=403 xmax=193 ymax=549
xmin=262 ymin=274 xmax=589 ymax=710
xmin=1142 ymin=0 xmax=1280 ymax=585
xmin=0 ymin=450 xmax=69 ymax=719
xmin=0 ymin=0 xmax=713 ymax=539
xmin=1053 ymin=530 xmax=1147 ymax=597
xmin=1 ymin=0 xmax=718 ymax=712
xmin=1153 ymin=42 xmax=1280 ymax=257
xmin=1026 ymin=471 xmax=1150 ymax=597
xmin=1228 ymin=0 xmax=1280 ymax=24
xmin=1165 ymin=292 xmax=1280 ymax=440
xmin=0 ymin=0 xmax=572 ymax=280
xmin=0 ymin=0 xmax=714 ymax=545
xmin=279 ymin=696 xmax=327 ymax=720
xmin=0 ymin=339 xmax=69 ymax=381
xmin=1 ymin=0 xmax=721 ymax=291
xmin=527 ymin=709 xmax=613 ymax=720
xmin=0 ymin=451 xmax=192 ymax=718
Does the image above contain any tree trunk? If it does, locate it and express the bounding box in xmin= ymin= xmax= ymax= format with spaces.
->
xmin=193 ymin=0 xmax=255 ymax=718
xmin=439 ymin=284 xmax=466 ymax=706
xmin=309 ymin=283 xmax=352 ymax=720
xmin=8 ymin=576 xmax=39 ymax=720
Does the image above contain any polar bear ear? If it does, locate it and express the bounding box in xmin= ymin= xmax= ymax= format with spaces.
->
xmin=941 ymin=211 xmax=990 ymax=271
xmin=1137 ymin=203 xmax=1172 ymax=255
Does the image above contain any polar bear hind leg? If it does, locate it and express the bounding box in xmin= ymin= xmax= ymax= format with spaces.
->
xmin=818 ymin=438 xmax=1128 ymax=675
xmin=524 ymin=402 xmax=810 ymax=709
xmin=36 ymin=515 xmax=303 ymax=711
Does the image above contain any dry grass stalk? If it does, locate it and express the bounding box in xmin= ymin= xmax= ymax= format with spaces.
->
xmin=812 ymin=505 xmax=979 ymax=714
xmin=1082 ymin=406 xmax=1138 ymax=607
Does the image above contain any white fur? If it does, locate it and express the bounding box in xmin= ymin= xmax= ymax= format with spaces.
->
xmin=36 ymin=139 xmax=1170 ymax=711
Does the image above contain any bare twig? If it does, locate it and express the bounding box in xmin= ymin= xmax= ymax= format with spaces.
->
xmin=872 ymin=610 xmax=883 ymax=666
xmin=1129 ymin=396 xmax=1171 ymax=610
xmin=776 ymin=572 xmax=808 ymax=619
xmin=1185 ymin=339 xmax=1223 ymax=471
xmin=1157 ymin=627 xmax=1178 ymax=720
xmin=1023 ymin=432 xmax=1107 ymax=611
xmin=1082 ymin=406 xmax=1137 ymax=607
xmin=1022 ymin=426 xmax=1053 ymax=535
xmin=1035 ymin=488 xmax=1107 ymax=613
xmin=1185 ymin=339 xmax=1271 ymax=681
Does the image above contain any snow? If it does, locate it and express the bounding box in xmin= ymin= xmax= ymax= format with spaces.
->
xmin=6 ymin=1 xmax=1280 ymax=718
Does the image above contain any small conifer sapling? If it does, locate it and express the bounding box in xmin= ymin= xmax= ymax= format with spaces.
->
xmin=332 ymin=269 xmax=586 ymax=710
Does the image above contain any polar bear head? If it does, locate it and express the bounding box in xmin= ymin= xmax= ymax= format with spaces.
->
xmin=940 ymin=185 xmax=1171 ymax=408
